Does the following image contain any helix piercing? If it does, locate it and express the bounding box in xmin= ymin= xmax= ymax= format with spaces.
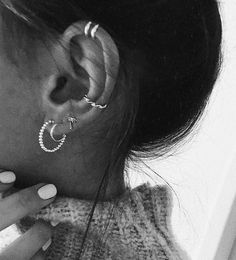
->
xmin=83 ymin=95 xmax=107 ymax=109
xmin=91 ymin=24 xmax=99 ymax=38
xmin=83 ymin=22 xmax=108 ymax=110
xmin=84 ymin=21 xmax=92 ymax=36
xmin=84 ymin=21 xmax=99 ymax=39
xmin=39 ymin=120 xmax=66 ymax=153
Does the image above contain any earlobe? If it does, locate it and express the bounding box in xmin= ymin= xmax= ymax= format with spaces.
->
xmin=41 ymin=20 xmax=120 ymax=137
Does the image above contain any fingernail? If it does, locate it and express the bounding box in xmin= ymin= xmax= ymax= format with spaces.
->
xmin=37 ymin=184 xmax=57 ymax=200
xmin=0 ymin=171 xmax=16 ymax=184
xmin=42 ymin=238 xmax=52 ymax=251
xmin=50 ymin=220 xmax=60 ymax=227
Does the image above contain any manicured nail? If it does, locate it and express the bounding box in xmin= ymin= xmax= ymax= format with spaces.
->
xmin=42 ymin=238 xmax=52 ymax=251
xmin=0 ymin=171 xmax=16 ymax=184
xmin=50 ymin=220 xmax=60 ymax=227
xmin=37 ymin=184 xmax=57 ymax=200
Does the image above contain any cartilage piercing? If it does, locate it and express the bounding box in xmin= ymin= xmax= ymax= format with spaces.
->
xmin=84 ymin=21 xmax=100 ymax=39
xmin=83 ymin=22 xmax=108 ymax=110
xmin=83 ymin=95 xmax=107 ymax=109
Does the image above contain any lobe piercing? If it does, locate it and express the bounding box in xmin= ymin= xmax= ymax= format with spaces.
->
xmin=39 ymin=120 xmax=66 ymax=153
xmin=67 ymin=116 xmax=78 ymax=130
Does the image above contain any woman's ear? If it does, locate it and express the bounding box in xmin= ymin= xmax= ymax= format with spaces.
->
xmin=41 ymin=21 xmax=120 ymax=136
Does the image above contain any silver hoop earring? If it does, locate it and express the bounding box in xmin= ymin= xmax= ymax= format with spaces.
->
xmin=50 ymin=124 xmax=66 ymax=143
xmin=83 ymin=95 xmax=107 ymax=109
xmin=83 ymin=22 xmax=108 ymax=110
xmin=39 ymin=120 xmax=66 ymax=153
xmin=84 ymin=21 xmax=99 ymax=39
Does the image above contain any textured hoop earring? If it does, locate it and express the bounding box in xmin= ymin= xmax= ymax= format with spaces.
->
xmin=83 ymin=95 xmax=107 ymax=109
xmin=39 ymin=120 xmax=67 ymax=153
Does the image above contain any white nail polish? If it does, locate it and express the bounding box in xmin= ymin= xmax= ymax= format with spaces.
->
xmin=50 ymin=220 xmax=60 ymax=227
xmin=0 ymin=171 xmax=16 ymax=184
xmin=37 ymin=184 xmax=57 ymax=200
xmin=42 ymin=238 xmax=52 ymax=251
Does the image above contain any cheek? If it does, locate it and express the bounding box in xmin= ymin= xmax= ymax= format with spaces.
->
xmin=0 ymin=64 xmax=41 ymax=167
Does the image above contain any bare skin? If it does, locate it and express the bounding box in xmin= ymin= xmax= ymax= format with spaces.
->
xmin=0 ymin=19 xmax=125 ymax=199
xmin=0 ymin=20 xmax=126 ymax=258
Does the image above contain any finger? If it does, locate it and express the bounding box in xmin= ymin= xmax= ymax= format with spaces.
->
xmin=0 ymin=220 xmax=52 ymax=260
xmin=0 ymin=183 xmax=57 ymax=231
xmin=0 ymin=171 xmax=16 ymax=195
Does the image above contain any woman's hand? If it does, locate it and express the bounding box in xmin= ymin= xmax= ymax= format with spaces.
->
xmin=0 ymin=171 xmax=57 ymax=260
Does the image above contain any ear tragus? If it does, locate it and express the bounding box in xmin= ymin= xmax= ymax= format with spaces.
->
xmin=41 ymin=20 xmax=120 ymax=137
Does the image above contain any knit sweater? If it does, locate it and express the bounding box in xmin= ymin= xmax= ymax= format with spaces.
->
xmin=16 ymin=182 xmax=191 ymax=260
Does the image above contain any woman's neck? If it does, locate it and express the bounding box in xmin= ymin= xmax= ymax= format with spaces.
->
xmin=13 ymin=135 xmax=127 ymax=201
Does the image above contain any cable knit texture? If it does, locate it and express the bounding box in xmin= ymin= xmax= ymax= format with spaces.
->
xmin=16 ymin=182 xmax=190 ymax=260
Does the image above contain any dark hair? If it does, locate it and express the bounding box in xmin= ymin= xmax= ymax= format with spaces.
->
xmin=0 ymin=0 xmax=222 ymax=257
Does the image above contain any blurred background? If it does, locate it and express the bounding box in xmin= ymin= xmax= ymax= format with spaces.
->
xmin=0 ymin=1 xmax=235 ymax=259
xmin=129 ymin=1 xmax=236 ymax=259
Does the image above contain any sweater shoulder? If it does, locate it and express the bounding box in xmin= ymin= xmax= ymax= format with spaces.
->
xmin=126 ymin=181 xmax=173 ymax=229
xmin=124 ymin=182 xmax=191 ymax=260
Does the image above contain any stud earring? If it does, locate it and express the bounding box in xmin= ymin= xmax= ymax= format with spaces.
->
xmin=39 ymin=120 xmax=66 ymax=153
xmin=67 ymin=116 xmax=78 ymax=130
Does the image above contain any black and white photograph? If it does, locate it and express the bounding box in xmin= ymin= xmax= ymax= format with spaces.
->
xmin=0 ymin=1 xmax=235 ymax=259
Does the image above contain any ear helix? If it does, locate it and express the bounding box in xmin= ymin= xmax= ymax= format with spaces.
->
xmin=39 ymin=21 xmax=109 ymax=153
xmin=64 ymin=20 xmax=119 ymax=113
xmin=82 ymin=21 xmax=108 ymax=110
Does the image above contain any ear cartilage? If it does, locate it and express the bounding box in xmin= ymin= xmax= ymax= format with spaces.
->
xmin=84 ymin=21 xmax=99 ymax=39
xmin=83 ymin=22 xmax=109 ymax=110
xmin=83 ymin=95 xmax=107 ymax=109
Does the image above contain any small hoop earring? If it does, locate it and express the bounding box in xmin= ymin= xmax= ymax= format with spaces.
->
xmin=39 ymin=120 xmax=67 ymax=153
xmin=84 ymin=21 xmax=99 ymax=39
xmin=83 ymin=95 xmax=107 ymax=109
xmin=50 ymin=124 xmax=66 ymax=142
